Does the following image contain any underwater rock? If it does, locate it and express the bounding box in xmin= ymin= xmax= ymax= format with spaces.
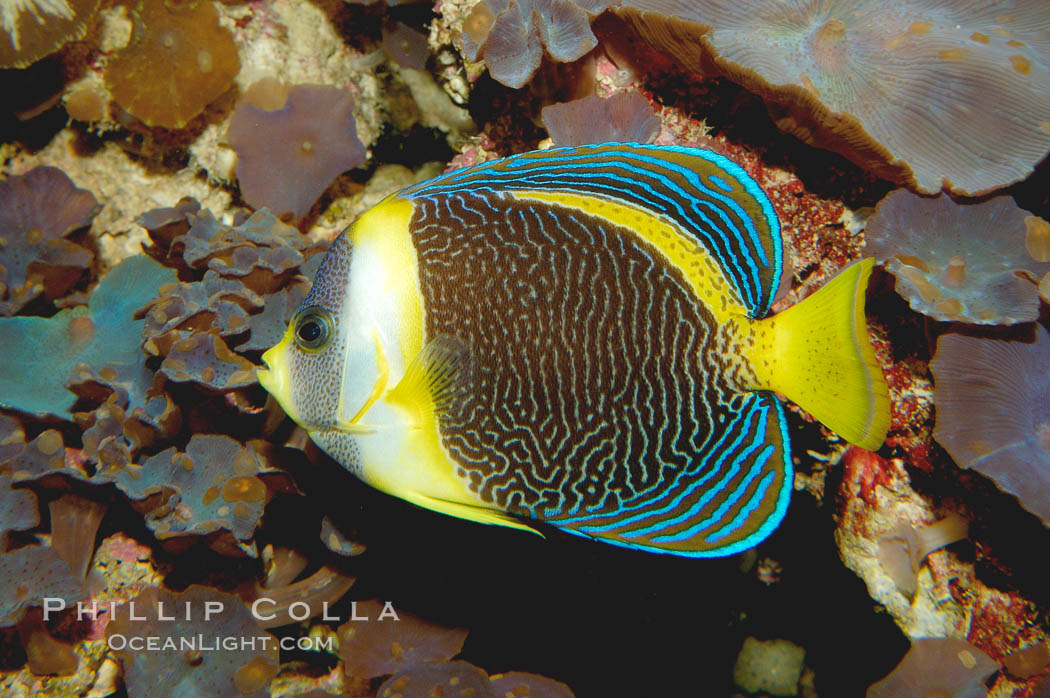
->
xmin=228 ymin=83 xmax=367 ymax=220
xmin=931 ymin=326 xmax=1050 ymax=526
xmin=0 ymin=167 xmax=99 ymax=317
xmin=733 ymin=636 xmax=806 ymax=697
xmin=106 ymin=0 xmax=240 ymax=129
xmin=867 ymin=191 xmax=1050 ymax=324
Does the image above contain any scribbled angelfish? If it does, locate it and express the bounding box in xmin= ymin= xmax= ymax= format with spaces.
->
xmin=258 ymin=144 xmax=890 ymax=557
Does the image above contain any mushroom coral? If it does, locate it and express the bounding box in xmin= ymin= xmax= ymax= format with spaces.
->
xmin=338 ymin=599 xmax=468 ymax=679
xmin=0 ymin=166 xmax=99 ymax=316
xmin=0 ymin=255 xmax=176 ymax=418
xmin=540 ymin=90 xmax=660 ymax=145
xmin=377 ymin=660 xmax=574 ymax=698
xmin=930 ymin=326 xmax=1050 ymax=526
xmin=228 ymin=84 xmax=367 ymax=220
xmin=106 ymin=585 xmax=279 ymax=697
xmin=866 ymin=190 xmax=1050 ymax=324
xmin=867 ymin=637 xmax=998 ymax=698
xmin=106 ymin=0 xmax=240 ymax=129
xmin=877 ymin=513 xmax=969 ymax=599
xmin=383 ymin=21 xmax=429 ymax=70
xmin=0 ymin=0 xmax=99 ymax=68
xmin=614 ymin=0 xmax=1050 ymax=195
xmin=461 ymin=0 xmax=612 ymax=88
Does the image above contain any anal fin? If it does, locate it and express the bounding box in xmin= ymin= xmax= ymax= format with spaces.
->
xmin=402 ymin=490 xmax=543 ymax=536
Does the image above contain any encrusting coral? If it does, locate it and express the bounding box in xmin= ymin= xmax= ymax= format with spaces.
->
xmin=228 ymin=82 xmax=368 ymax=220
xmin=105 ymin=0 xmax=240 ymax=129
xmin=0 ymin=255 xmax=175 ymax=418
xmin=612 ymin=0 xmax=1050 ymax=195
xmin=930 ymin=326 xmax=1050 ymax=526
xmin=866 ymin=190 xmax=1050 ymax=324
xmin=0 ymin=167 xmax=99 ymax=317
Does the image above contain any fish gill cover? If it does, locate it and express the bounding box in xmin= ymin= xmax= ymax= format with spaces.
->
xmin=0 ymin=0 xmax=1049 ymax=695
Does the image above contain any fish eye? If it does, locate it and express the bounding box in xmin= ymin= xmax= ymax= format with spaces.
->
xmin=293 ymin=307 xmax=333 ymax=352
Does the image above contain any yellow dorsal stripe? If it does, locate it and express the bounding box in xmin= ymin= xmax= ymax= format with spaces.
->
xmin=511 ymin=190 xmax=747 ymax=323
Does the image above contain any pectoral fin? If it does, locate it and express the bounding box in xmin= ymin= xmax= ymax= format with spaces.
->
xmin=386 ymin=334 xmax=472 ymax=427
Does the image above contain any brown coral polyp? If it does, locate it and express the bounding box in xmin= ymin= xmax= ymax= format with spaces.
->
xmin=0 ymin=0 xmax=100 ymax=69
xmin=106 ymin=0 xmax=240 ymax=129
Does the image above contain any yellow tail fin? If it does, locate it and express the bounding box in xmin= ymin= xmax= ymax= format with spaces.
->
xmin=749 ymin=258 xmax=890 ymax=451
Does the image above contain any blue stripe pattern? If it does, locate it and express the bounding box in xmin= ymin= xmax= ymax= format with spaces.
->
xmin=403 ymin=143 xmax=783 ymax=318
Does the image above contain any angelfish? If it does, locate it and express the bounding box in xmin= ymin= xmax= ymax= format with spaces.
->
xmin=258 ymin=143 xmax=889 ymax=557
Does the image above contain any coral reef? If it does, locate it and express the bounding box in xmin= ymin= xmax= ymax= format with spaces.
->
xmin=338 ymin=599 xmax=468 ymax=679
xmin=106 ymin=585 xmax=279 ymax=696
xmin=0 ymin=255 xmax=175 ymax=417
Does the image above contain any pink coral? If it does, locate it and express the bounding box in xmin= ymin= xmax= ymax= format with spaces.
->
xmin=0 ymin=166 xmax=98 ymax=316
xmin=866 ymin=191 xmax=1050 ymax=324
xmin=462 ymin=0 xmax=612 ymax=88
xmin=540 ymin=91 xmax=660 ymax=145
xmin=867 ymin=637 xmax=998 ymax=697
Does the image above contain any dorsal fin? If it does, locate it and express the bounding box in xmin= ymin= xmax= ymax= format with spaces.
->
xmin=401 ymin=143 xmax=783 ymax=317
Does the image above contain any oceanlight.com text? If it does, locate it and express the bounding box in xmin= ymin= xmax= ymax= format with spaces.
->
xmin=106 ymin=634 xmax=335 ymax=652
